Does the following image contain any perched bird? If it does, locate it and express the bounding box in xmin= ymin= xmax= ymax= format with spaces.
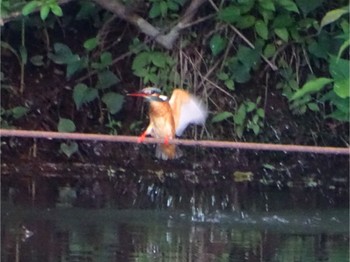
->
xmin=128 ymin=87 xmax=208 ymax=160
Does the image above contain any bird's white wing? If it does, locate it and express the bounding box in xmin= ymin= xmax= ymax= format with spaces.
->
xmin=169 ymin=90 xmax=208 ymax=136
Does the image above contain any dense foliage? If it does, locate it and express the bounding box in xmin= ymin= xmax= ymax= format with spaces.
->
xmin=1 ymin=0 xmax=349 ymax=157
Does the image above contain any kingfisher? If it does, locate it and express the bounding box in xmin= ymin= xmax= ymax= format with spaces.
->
xmin=128 ymin=87 xmax=208 ymax=160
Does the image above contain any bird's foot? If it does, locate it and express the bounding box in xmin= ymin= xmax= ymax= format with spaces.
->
xmin=164 ymin=136 xmax=169 ymax=145
xmin=138 ymin=132 xmax=147 ymax=143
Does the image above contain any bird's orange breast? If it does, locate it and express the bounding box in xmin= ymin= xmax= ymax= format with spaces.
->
xmin=148 ymin=100 xmax=175 ymax=139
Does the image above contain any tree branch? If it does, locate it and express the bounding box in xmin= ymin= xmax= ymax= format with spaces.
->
xmin=93 ymin=0 xmax=207 ymax=49
xmin=3 ymin=0 xmax=206 ymax=49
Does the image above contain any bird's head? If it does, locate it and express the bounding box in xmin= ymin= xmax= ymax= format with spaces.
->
xmin=127 ymin=87 xmax=168 ymax=102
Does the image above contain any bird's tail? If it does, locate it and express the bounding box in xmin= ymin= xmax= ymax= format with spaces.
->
xmin=155 ymin=144 xmax=182 ymax=160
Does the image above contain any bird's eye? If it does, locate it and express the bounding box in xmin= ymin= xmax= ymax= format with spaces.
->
xmin=144 ymin=88 xmax=159 ymax=95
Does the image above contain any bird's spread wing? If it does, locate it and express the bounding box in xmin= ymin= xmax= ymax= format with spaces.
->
xmin=169 ymin=89 xmax=208 ymax=136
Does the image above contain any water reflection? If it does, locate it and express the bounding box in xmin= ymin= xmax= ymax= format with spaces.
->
xmin=2 ymin=204 xmax=349 ymax=262
xmin=1 ymin=170 xmax=349 ymax=262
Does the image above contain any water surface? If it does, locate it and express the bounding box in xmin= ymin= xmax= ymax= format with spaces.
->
xmin=2 ymin=195 xmax=348 ymax=262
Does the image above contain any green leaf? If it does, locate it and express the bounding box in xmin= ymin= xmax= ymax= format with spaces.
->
xmin=238 ymin=0 xmax=255 ymax=14
xmin=54 ymin=43 xmax=72 ymax=55
xmin=48 ymin=43 xmax=79 ymax=64
xmin=40 ymin=5 xmax=50 ymax=20
xmin=233 ymin=104 xmax=246 ymax=125
xmin=229 ymin=58 xmax=251 ymax=83
xmin=73 ymin=83 xmax=98 ymax=109
xmin=225 ymin=79 xmax=234 ymax=90
xmin=290 ymin=95 xmax=311 ymax=109
xmin=340 ymin=18 xmax=349 ymax=32
xmin=331 ymin=96 xmax=350 ymax=114
xmin=166 ymin=56 xmax=176 ymax=67
xmin=209 ymin=34 xmax=227 ymax=56
xmin=257 ymin=108 xmax=265 ymax=118
xmin=160 ymin=1 xmax=168 ymax=17
xmin=330 ymin=56 xmax=350 ymax=98
xmin=274 ymin=28 xmax=289 ymax=42
xmin=50 ymin=4 xmax=63 ymax=17
xmin=252 ymin=124 xmax=260 ymax=135
xmin=84 ymin=89 xmax=98 ymax=102
xmin=307 ymin=34 xmax=331 ymax=60
xmin=324 ymin=94 xmax=349 ymax=121
xmin=101 ymin=92 xmax=124 ymax=114
xmin=337 ymin=39 xmax=350 ymax=60
xmin=263 ymin=44 xmax=276 ymax=58
xmin=60 ymin=142 xmax=78 ymax=158
xmin=326 ymin=95 xmax=350 ymax=122
xmin=147 ymin=73 xmax=158 ymax=84
xmin=295 ymin=0 xmax=324 ymax=16
xmin=333 ymin=78 xmax=349 ymax=98
xmin=235 ymin=125 xmax=244 ymax=138
xmin=298 ymin=18 xmax=317 ymax=29
xmin=255 ymin=20 xmax=268 ymax=40
xmin=333 ymin=98 xmax=349 ymax=114
xmin=76 ymin=1 xmax=97 ymax=19
xmin=58 ymin=118 xmax=76 ymax=133
xmin=273 ymin=14 xmax=294 ymax=28
xmin=100 ymin=52 xmax=112 ymax=67
xmin=91 ymin=52 xmax=112 ymax=70
xmin=167 ymin=1 xmax=179 ymax=11
xmin=259 ymin=0 xmax=275 ymax=12
xmin=217 ymin=72 xmax=228 ymax=81
xmin=326 ymin=108 xmax=349 ymax=121
xmin=96 ymin=70 xmax=119 ymax=89
xmin=307 ymin=102 xmax=319 ymax=112
xmin=11 ymin=106 xmax=29 ymax=119
xmin=133 ymin=68 xmax=148 ymax=78
xmin=211 ymin=111 xmax=233 ymax=123
xmin=329 ymin=56 xmax=349 ymax=80
xmin=66 ymin=59 xmax=85 ymax=78
xmin=320 ymin=7 xmax=349 ymax=29
xmin=22 ymin=1 xmax=39 ymax=16
xmin=290 ymin=78 xmax=333 ymax=101
xmin=278 ymin=0 xmax=299 ymax=13
xmin=236 ymin=15 xmax=256 ymax=29
xmin=132 ymin=52 xmax=150 ymax=71
xmin=151 ymin=52 xmax=167 ymax=68
xmin=246 ymin=101 xmax=256 ymax=112
xmin=259 ymin=9 xmax=274 ymax=24
xmin=149 ymin=2 xmax=161 ymax=18
xmin=170 ymin=70 xmax=181 ymax=86
xmin=236 ymin=45 xmax=260 ymax=69
xmin=256 ymin=96 xmax=262 ymax=105
xmin=217 ymin=6 xmax=241 ymax=24
xmin=83 ymin=37 xmax=99 ymax=51
xmin=234 ymin=65 xmax=250 ymax=83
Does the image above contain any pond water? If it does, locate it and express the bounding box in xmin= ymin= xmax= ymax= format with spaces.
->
xmin=2 ymin=182 xmax=349 ymax=262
